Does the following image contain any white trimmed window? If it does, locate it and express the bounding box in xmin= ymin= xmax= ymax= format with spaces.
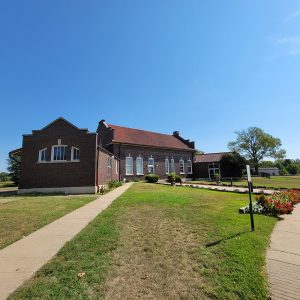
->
xmin=51 ymin=145 xmax=67 ymax=161
xmin=108 ymin=157 xmax=112 ymax=168
xmin=107 ymin=157 xmax=112 ymax=181
xmin=136 ymin=157 xmax=143 ymax=175
xmin=179 ymin=159 xmax=185 ymax=174
xmin=148 ymin=157 xmax=154 ymax=174
xmin=125 ymin=157 xmax=133 ymax=175
xmin=187 ymin=159 xmax=193 ymax=174
xmin=71 ymin=147 xmax=80 ymax=161
xmin=38 ymin=148 xmax=47 ymax=162
xmin=165 ymin=158 xmax=170 ymax=174
xmin=170 ymin=158 xmax=175 ymax=173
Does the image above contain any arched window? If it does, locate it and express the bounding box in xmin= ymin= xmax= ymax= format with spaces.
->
xmin=170 ymin=158 xmax=175 ymax=173
xmin=136 ymin=157 xmax=143 ymax=175
xmin=126 ymin=156 xmax=133 ymax=175
xmin=179 ymin=159 xmax=185 ymax=174
xmin=165 ymin=158 xmax=170 ymax=174
xmin=148 ymin=157 xmax=154 ymax=174
xmin=187 ymin=159 xmax=192 ymax=174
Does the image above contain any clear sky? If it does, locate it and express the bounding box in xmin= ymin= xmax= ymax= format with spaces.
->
xmin=1 ymin=1 xmax=300 ymax=171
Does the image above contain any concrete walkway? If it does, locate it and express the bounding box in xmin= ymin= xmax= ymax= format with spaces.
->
xmin=158 ymin=181 xmax=274 ymax=195
xmin=0 ymin=182 xmax=133 ymax=300
xmin=267 ymin=205 xmax=300 ymax=300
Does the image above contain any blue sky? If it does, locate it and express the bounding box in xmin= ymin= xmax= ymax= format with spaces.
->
xmin=1 ymin=1 xmax=300 ymax=171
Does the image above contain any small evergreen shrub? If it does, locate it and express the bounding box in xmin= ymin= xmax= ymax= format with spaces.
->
xmin=108 ymin=180 xmax=123 ymax=189
xmin=145 ymin=174 xmax=159 ymax=183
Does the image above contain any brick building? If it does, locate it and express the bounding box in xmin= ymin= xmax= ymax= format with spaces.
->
xmin=10 ymin=118 xmax=119 ymax=194
xmin=193 ymin=152 xmax=227 ymax=180
xmin=10 ymin=117 xmax=195 ymax=194
xmin=97 ymin=120 xmax=196 ymax=181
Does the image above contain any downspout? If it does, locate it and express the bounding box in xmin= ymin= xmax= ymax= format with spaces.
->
xmin=119 ymin=144 xmax=121 ymax=181
xmin=96 ymin=141 xmax=100 ymax=193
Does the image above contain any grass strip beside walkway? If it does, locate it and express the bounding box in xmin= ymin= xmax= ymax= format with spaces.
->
xmin=0 ymin=194 xmax=97 ymax=249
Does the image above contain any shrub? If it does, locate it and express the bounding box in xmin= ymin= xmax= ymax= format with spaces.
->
xmin=108 ymin=180 xmax=122 ymax=189
xmin=167 ymin=173 xmax=182 ymax=184
xmin=167 ymin=172 xmax=176 ymax=184
xmin=145 ymin=174 xmax=159 ymax=183
xmin=214 ymin=173 xmax=221 ymax=184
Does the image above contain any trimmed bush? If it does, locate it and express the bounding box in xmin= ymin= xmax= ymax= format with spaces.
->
xmin=108 ymin=180 xmax=122 ymax=189
xmin=145 ymin=174 xmax=159 ymax=183
xmin=167 ymin=173 xmax=182 ymax=184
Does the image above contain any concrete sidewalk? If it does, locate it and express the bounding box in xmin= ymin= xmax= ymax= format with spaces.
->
xmin=267 ymin=204 xmax=300 ymax=300
xmin=158 ymin=181 xmax=274 ymax=195
xmin=0 ymin=182 xmax=133 ymax=300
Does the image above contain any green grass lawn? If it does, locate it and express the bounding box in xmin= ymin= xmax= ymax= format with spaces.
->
xmin=0 ymin=181 xmax=16 ymax=189
xmin=189 ymin=175 xmax=300 ymax=190
xmin=10 ymin=183 xmax=277 ymax=299
xmin=0 ymin=194 xmax=97 ymax=249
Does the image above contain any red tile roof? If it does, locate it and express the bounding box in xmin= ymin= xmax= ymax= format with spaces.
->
xmin=194 ymin=152 xmax=231 ymax=163
xmin=108 ymin=124 xmax=194 ymax=150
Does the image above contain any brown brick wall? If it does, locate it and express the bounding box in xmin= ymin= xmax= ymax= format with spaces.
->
xmin=19 ymin=119 xmax=97 ymax=189
xmin=97 ymin=150 xmax=119 ymax=186
xmin=113 ymin=144 xmax=194 ymax=181
xmin=193 ymin=162 xmax=209 ymax=179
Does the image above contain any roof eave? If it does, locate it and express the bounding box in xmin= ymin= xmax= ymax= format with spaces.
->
xmin=110 ymin=141 xmax=196 ymax=152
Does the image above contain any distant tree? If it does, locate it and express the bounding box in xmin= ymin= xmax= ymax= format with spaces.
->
xmin=7 ymin=155 xmax=21 ymax=185
xmin=275 ymin=159 xmax=300 ymax=175
xmin=286 ymin=163 xmax=299 ymax=175
xmin=259 ymin=161 xmax=275 ymax=168
xmin=220 ymin=152 xmax=247 ymax=178
xmin=195 ymin=149 xmax=205 ymax=154
xmin=228 ymin=127 xmax=286 ymax=174
xmin=0 ymin=172 xmax=11 ymax=182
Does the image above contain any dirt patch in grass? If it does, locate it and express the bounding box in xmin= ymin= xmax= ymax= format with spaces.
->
xmin=103 ymin=206 xmax=206 ymax=299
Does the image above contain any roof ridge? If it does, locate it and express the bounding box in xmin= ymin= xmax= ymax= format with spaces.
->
xmin=198 ymin=152 xmax=230 ymax=155
xmin=108 ymin=124 xmax=175 ymax=137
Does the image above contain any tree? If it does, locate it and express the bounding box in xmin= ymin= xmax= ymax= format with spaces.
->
xmin=195 ymin=149 xmax=205 ymax=154
xmin=228 ymin=127 xmax=286 ymax=174
xmin=7 ymin=155 xmax=21 ymax=185
xmin=0 ymin=172 xmax=11 ymax=182
xmin=220 ymin=152 xmax=247 ymax=178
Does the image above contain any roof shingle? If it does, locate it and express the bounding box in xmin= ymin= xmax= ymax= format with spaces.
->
xmin=194 ymin=152 xmax=231 ymax=163
xmin=108 ymin=124 xmax=194 ymax=150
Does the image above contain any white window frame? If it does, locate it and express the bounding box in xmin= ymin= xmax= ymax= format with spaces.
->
xmin=147 ymin=157 xmax=154 ymax=174
xmin=179 ymin=159 xmax=185 ymax=174
xmin=38 ymin=148 xmax=47 ymax=162
xmin=165 ymin=158 xmax=170 ymax=174
xmin=125 ymin=156 xmax=134 ymax=175
xmin=208 ymin=163 xmax=220 ymax=180
xmin=136 ymin=157 xmax=144 ymax=175
xmin=116 ymin=160 xmax=119 ymax=174
xmin=107 ymin=157 xmax=112 ymax=180
xmin=71 ymin=147 xmax=80 ymax=161
xmin=170 ymin=158 xmax=175 ymax=173
xmin=51 ymin=145 xmax=67 ymax=162
xmin=187 ymin=159 xmax=193 ymax=174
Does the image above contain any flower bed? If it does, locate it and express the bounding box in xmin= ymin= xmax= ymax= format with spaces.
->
xmin=256 ymin=190 xmax=300 ymax=215
xmin=240 ymin=190 xmax=300 ymax=216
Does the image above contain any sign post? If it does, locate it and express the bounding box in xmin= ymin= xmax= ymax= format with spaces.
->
xmin=246 ymin=165 xmax=255 ymax=231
